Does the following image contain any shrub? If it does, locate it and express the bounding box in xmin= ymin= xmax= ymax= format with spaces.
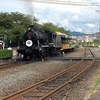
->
xmin=0 ymin=49 xmax=13 ymax=59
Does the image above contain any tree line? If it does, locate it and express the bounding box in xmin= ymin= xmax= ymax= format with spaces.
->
xmin=0 ymin=12 xmax=70 ymax=47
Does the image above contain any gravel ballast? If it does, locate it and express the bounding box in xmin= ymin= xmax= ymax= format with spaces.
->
xmin=0 ymin=47 xmax=100 ymax=100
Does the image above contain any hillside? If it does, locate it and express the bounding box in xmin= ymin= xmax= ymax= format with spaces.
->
xmin=70 ymin=31 xmax=85 ymax=36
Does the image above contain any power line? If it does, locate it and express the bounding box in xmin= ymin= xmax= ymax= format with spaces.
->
xmin=22 ymin=0 xmax=100 ymax=6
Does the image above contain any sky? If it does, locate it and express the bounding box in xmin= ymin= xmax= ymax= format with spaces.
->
xmin=0 ymin=0 xmax=100 ymax=34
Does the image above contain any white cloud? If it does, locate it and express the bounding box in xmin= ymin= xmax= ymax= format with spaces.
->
xmin=38 ymin=19 xmax=49 ymax=24
xmin=76 ymin=28 xmax=83 ymax=32
xmin=0 ymin=0 xmax=100 ymax=33
xmin=85 ymin=23 xmax=95 ymax=28
xmin=72 ymin=15 xmax=80 ymax=21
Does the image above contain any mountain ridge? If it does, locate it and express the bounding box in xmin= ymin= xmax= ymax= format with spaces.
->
xmin=70 ymin=31 xmax=85 ymax=36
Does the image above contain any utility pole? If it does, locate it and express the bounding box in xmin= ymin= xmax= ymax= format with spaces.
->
xmin=96 ymin=10 xmax=100 ymax=47
xmin=4 ymin=30 xmax=7 ymax=48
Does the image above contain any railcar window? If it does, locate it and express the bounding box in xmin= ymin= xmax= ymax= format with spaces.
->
xmin=62 ymin=39 xmax=70 ymax=44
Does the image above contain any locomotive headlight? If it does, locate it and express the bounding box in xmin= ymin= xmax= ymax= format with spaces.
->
xmin=26 ymin=40 xmax=33 ymax=47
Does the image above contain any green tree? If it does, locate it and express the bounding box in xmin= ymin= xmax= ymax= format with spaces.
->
xmin=42 ymin=22 xmax=69 ymax=35
xmin=0 ymin=12 xmax=13 ymax=29
xmin=0 ymin=12 xmax=38 ymax=43
xmin=0 ymin=12 xmax=70 ymax=46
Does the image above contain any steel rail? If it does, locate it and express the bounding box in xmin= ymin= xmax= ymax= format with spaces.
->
xmin=0 ymin=60 xmax=32 ymax=69
xmin=2 ymin=47 xmax=92 ymax=100
xmin=0 ymin=61 xmax=17 ymax=67
xmin=2 ymin=59 xmax=84 ymax=100
xmin=39 ymin=58 xmax=95 ymax=100
xmin=89 ymin=48 xmax=95 ymax=58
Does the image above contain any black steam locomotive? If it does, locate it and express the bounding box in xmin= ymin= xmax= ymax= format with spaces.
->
xmin=17 ymin=25 xmax=76 ymax=60
xmin=17 ymin=25 xmax=62 ymax=60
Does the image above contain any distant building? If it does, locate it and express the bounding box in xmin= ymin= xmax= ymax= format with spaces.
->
xmin=85 ymin=36 xmax=95 ymax=42
xmin=85 ymin=36 xmax=89 ymax=42
xmin=76 ymin=34 xmax=97 ymax=43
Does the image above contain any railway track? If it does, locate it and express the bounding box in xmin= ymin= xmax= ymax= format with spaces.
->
xmin=0 ymin=60 xmax=34 ymax=70
xmin=2 ymin=47 xmax=95 ymax=100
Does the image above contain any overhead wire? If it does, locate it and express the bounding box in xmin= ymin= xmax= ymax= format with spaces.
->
xmin=21 ymin=0 xmax=100 ymax=6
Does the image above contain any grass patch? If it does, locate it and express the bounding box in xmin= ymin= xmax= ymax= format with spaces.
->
xmin=90 ymin=70 xmax=100 ymax=94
